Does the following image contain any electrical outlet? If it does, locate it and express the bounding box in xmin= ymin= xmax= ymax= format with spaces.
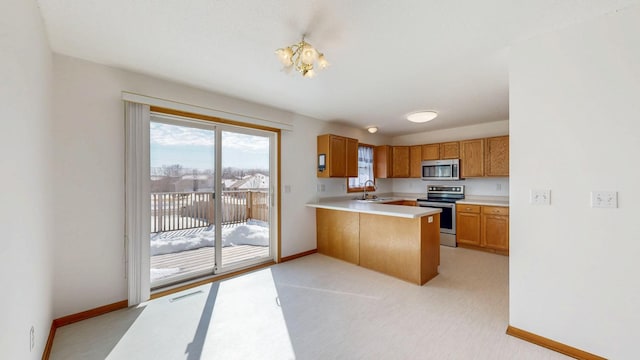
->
xmin=496 ymin=183 xmax=502 ymax=191
xmin=591 ymin=191 xmax=617 ymax=208
xmin=284 ymin=185 xmax=291 ymax=193
xmin=30 ymin=326 xmax=34 ymax=351
xmin=530 ymin=189 xmax=551 ymax=205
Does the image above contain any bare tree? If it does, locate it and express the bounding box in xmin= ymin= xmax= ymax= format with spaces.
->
xmin=162 ymin=164 xmax=184 ymax=177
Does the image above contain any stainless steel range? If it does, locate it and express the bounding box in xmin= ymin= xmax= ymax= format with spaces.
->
xmin=416 ymin=185 xmax=465 ymax=247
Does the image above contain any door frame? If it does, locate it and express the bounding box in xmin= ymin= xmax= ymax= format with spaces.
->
xmin=140 ymin=107 xmax=281 ymax=294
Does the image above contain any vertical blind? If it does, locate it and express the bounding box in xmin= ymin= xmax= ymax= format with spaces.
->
xmin=125 ymin=101 xmax=151 ymax=306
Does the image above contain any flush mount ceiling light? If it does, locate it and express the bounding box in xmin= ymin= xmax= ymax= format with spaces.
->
xmin=367 ymin=126 xmax=378 ymax=134
xmin=406 ymin=111 xmax=438 ymax=123
xmin=275 ymin=35 xmax=329 ymax=78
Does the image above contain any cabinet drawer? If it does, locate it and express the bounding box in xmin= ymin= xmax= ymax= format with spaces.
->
xmin=483 ymin=206 xmax=509 ymax=215
xmin=458 ymin=204 xmax=481 ymax=213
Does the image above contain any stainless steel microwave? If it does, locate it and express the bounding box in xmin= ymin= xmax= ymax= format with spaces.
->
xmin=421 ymin=159 xmax=460 ymax=181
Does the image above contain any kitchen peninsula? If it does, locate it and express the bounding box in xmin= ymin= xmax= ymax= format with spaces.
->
xmin=306 ymin=200 xmax=442 ymax=285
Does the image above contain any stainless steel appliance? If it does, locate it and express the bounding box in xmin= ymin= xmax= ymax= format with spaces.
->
xmin=421 ymin=159 xmax=461 ymax=181
xmin=416 ymin=185 xmax=465 ymax=247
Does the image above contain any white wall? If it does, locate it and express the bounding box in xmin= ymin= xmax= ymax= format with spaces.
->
xmin=509 ymin=6 xmax=640 ymax=358
xmin=52 ymin=54 xmax=375 ymax=317
xmin=281 ymin=120 xmax=391 ymax=255
xmin=0 ymin=0 xmax=53 ymax=358
xmin=392 ymin=119 xmax=509 ymax=145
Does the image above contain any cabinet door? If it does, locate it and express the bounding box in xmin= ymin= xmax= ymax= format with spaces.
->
xmin=421 ymin=144 xmax=440 ymax=160
xmin=391 ymin=146 xmax=410 ymax=178
xmin=385 ymin=200 xmax=417 ymax=206
xmin=482 ymin=208 xmax=509 ymax=251
xmin=346 ymin=137 xmax=359 ymax=177
xmin=374 ymin=145 xmax=391 ymax=178
xmin=456 ymin=207 xmax=481 ymax=246
xmin=485 ymin=136 xmax=509 ymax=176
xmin=329 ymin=135 xmax=347 ymax=177
xmin=460 ymin=139 xmax=484 ymax=178
xmin=409 ymin=145 xmax=422 ymax=178
xmin=439 ymin=142 xmax=460 ymax=159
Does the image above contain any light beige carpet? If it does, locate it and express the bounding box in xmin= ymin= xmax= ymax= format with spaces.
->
xmin=50 ymin=247 xmax=568 ymax=359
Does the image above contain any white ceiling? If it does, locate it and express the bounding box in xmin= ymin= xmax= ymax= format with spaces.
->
xmin=36 ymin=0 xmax=638 ymax=135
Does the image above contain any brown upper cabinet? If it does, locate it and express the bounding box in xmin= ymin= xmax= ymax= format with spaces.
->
xmin=391 ymin=146 xmax=410 ymax=178
xmin=440 ymin=142 xmax=460 ymax=159
xmin=460 ymin=139 xmax=485 ymax=178
xmin=374 ymin=145 xmax=391 ymax=178
xmin=460 ymin=136 xmax=509 ymax=178
xmin=317 ymin=134 xmax=358 ymax=178
xmin=409 ymin=145 xmax=422 ymax=178
xmin=421 ymin=144 xmax=440 ymax=160
xmin=485 ymin=136 xmax=509 ymax=176
xmin=321 ymin=135 xmax=507 ymax=179
xmin=421 ymin=142 xmax=459 ymax=160
xmin=375 ymin=145 xmax=415 ymax=178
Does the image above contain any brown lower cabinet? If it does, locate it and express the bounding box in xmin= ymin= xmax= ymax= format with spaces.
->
xmin=384 ymin=200 xmax=417 ymax=206
xmin=316 ymin=208 xmax=440 ymax=285
xmin=456 ymin=204 xmax=509 ymax=255
xmin=316 ymin=208 xmax=360 ymax=264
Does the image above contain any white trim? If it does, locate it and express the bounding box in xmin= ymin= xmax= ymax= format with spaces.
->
xmin=214 ymin=128 xmax=223 ymax=271
xmin=122 ymin=91 xmax=293 ymax=131
xmin=124 ymin=102 xmax=151 ymax=306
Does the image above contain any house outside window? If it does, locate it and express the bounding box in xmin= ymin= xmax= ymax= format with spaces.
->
xmin=347 ymin=144 xmax=375 ymax=192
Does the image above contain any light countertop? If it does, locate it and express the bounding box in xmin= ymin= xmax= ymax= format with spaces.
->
xmin=306 ymin=199 xmax=442 ymax=219
xmin=456 ymin=195 xmax=509 ymax=207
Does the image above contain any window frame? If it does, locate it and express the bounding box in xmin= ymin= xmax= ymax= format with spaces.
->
xmin=347 ymin=143 xmax=376 ymax=193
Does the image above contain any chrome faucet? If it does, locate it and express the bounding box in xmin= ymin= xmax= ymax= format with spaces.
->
xmin=363 ymin=179 xmax=377 ymax=200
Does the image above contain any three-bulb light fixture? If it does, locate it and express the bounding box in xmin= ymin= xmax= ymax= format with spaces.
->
xmin=275 ymin=36 xmax=329 ymax=78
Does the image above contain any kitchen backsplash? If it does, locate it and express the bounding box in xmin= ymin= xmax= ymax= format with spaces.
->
xmin=314 ymin=177 xmax=508 ymax=198
xmin=392 ymin=178 xmax=509 ymax=196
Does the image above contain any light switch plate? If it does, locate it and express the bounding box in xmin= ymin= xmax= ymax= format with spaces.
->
xmin=591 ymin=191 xmax=617 ymax=208
xmin=530 ymin=189 xmax=551 ymax=205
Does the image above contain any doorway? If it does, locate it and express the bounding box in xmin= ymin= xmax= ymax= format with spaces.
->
xmin=149 ymin=112 xmax=276 ymax=288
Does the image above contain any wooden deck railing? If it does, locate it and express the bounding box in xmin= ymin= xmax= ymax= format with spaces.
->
xmin=151 ymin=190 xmax=269 ymax=233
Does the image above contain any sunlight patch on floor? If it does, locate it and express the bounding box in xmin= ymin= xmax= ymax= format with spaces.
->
xmin=200 ymin=269 xmax=295 ymax=359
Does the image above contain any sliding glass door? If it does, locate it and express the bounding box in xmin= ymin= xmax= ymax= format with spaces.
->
xmin=218 ymin=129 xmax=273 ymax=271
xmin=149 ymin=113 xmax=275 ymax=288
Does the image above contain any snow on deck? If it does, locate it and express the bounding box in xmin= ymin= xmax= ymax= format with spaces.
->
xmin=151 ymin=245 xmax=269 ymax=283
xmin=150 ymin=222 xmax=270 ymax=284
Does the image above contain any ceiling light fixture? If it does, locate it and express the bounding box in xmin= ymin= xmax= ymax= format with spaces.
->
xmin=275 ymin=35 xmax=329 ymax=78
xmin=407 ymin=111 xmax=438 ymax=123
xmin=367 ymin=127 xmax=378 ymax=134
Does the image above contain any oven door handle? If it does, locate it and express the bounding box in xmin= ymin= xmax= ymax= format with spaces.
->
xmin=417 ymin=202 xmax=455 ymax=208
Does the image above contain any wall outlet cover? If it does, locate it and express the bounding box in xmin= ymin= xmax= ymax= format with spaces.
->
xmin=530 ymin=189 xmax=551 ymax=205
xmin=591 ymin=191 xmax=617 ymax=208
